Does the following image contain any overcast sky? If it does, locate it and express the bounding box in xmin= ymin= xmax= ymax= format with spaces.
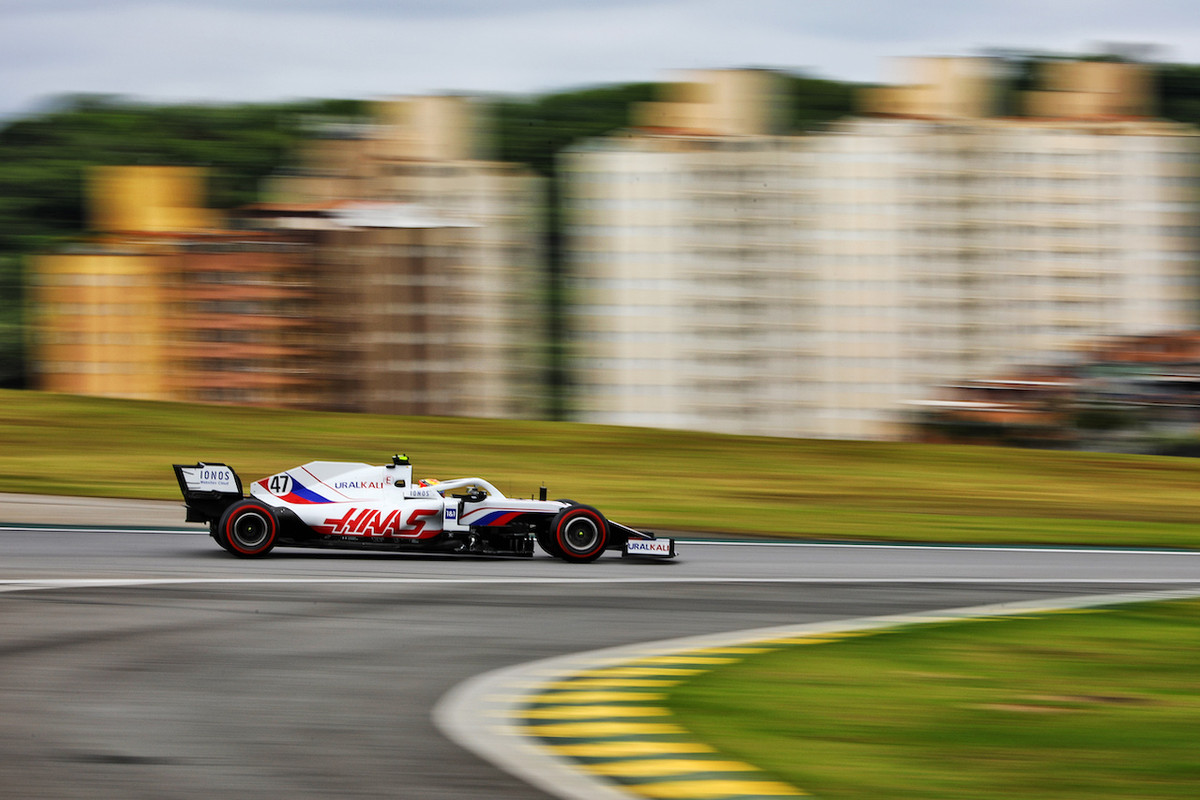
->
xmin=4 ymin=0 xmax=1200 ymax=119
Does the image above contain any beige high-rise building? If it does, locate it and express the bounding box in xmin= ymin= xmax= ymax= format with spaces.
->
xmin=266 ymin=96 xmax=544 ymax=418
xmin=566 ymin=62 xmax=1199 ymax=439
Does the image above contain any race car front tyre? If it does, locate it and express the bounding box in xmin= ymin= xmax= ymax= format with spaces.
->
xmin=551 ymin=504 xmax=609 ymax=563
xmin=535 ymin=523 xmax=565 ymax=559
xmin=219 ymin=499 xmax=279 ymax=557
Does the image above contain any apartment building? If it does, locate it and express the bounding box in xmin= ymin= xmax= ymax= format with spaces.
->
xmin=33 ymin=245 xmax=172 ymax=401
xmin=264 ymin=96 xmax=544 ymax=418
xmin=33 ymin=96 xmax=544 ymax=419
xmin=566 ymin=62 xmax=1199 ymax=439
xmin=167 ymin=232 xmax=323 ymax=407
xmin=32 ymin=167 xmax=325 ymax=407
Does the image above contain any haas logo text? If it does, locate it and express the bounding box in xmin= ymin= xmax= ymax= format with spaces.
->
xmin=318 ymin=507 xmax=441 ymax=538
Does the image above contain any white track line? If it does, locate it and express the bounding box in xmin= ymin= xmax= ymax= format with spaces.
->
xmin=2 ymin=576 xmax=1200 ymax=595
xmin=433 ymin=588 xmax=1200 ymax=800
xmin=680 ymin=539 xmax=1200 ymax=555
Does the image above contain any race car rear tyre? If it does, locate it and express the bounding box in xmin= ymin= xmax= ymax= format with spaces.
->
xmin=210 ymin=520 xmax=235 ymax=553
xmin=219 ymin=499 xmax=279 ymax=558
xmin=551 ymin=504 xmax=609 ymax=563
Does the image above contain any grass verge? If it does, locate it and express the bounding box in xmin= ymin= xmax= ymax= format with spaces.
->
xmin=3 ymin=389 xmax=1200 ymax=545
xmin=667 ymin=599 xmax=1200 ymax=799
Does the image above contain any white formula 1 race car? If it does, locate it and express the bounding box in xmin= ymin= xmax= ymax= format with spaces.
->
xmin=173 ymin=455 xmax=675 ymax=563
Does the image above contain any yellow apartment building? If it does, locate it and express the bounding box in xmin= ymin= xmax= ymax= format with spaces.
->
xmin=33 ymin=249 xmax=169 ymax=400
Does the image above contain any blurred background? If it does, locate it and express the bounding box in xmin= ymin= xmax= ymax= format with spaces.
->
xmin=4 ymin=3 xmax=1200 ymax=453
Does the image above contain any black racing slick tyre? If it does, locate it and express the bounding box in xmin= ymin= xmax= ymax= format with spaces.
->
xmin=535 ymin=499 xmax=578 ymax=558
xmin=218 ymin=499 xmax=279 ymax=558
xmin=550 ymin=504 xmax=609 ymax=563
xmin=210 ymin=520 xmax=235 ymax=554
xmin=535 ymin=524 xmax=564 ymax=559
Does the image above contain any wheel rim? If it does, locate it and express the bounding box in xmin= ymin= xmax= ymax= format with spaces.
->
xmin=232 ymin=510 xmax=270 ymax=548
xmin=562 ymin=516 xmax=599 ymax=553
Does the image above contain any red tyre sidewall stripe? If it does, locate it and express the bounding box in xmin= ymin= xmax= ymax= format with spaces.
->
xmin=225 ymin=504 xmax=277 ymax=556
xmin=555 ymin=509 xmax=606 ymax=557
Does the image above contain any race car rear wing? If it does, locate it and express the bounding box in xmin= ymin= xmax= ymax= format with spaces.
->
xmin=173 ymin=462 xmax=244 ymax=524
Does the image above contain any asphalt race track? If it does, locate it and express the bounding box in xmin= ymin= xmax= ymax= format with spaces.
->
xmin=2 ymin=521 xmax=1199 ymax=799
